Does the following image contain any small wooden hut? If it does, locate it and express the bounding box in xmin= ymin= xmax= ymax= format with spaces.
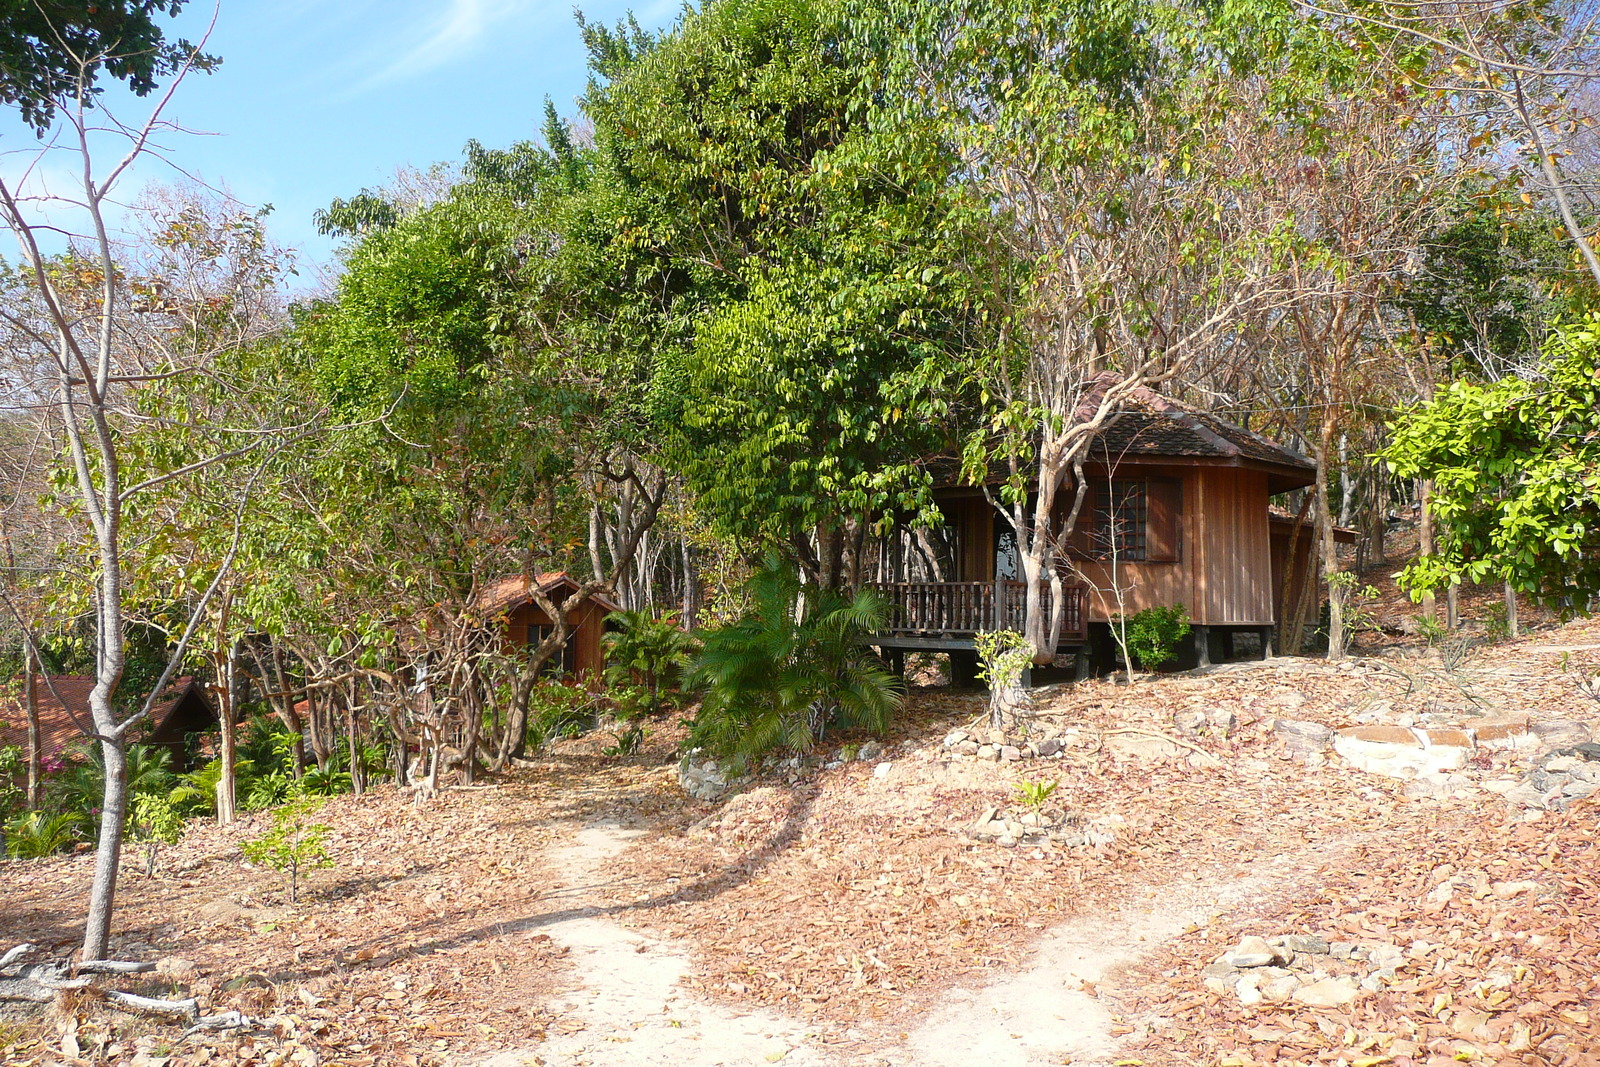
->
xmin=475 ymin=573 xmax=621 ymax=691
xmin=869 ymin=377 xmax=1353 ymax=674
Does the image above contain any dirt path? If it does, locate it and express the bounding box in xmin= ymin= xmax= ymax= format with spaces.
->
xmin=475 ymin=820 xmax=1267 ymax=1067
xmin=886 ymin=877 xmax=1266 ymax=1067
xmin=477 ymin=822 xmax=827 ymax=1067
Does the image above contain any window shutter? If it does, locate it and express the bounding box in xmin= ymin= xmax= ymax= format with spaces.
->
xmin=1147 ymin=478 xmax=1183 ymax=562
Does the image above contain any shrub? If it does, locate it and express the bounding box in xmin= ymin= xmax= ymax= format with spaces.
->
xmin=687 ymin=562 xmax=903 ymax=765
xmin=525 ymin=682 xmax=596 ymax=750
xmin=47 ymin=742 xmax=174 ymax=837
xmin=241 ymin=796 xmax=334 ymax=903
xmin=1122 ymin=604 xmax=1192 ymax=670
xmin=3 ymin=810 xmax=81 ymax=859
xmin=974 ymin=629 xmax=1033 ymax=728
xmin=130 ymin=793 xmax=184 ymax=876
xmin=169 ymin=756 xmax=255 ymax=817
xmin=604 ymin=609 xmax=699 ymax=717
xmin=0 ymin=743 xmax=23 ymax=819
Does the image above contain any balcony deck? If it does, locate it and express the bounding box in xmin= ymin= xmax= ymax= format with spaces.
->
xmin=867 ymin=580 xmax=1088 ymax=650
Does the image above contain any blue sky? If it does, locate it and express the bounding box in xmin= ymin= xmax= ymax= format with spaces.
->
xmin=0 ymin=0 xmax=680 ymax=280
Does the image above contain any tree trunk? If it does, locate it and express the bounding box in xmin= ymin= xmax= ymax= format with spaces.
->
xmin=680 ymin=537 xmax=699 ymax=630
xmin=1314 ymin=420 xmax=1346 ymax=661
xmin=1505 ymin=581 xmax=1519 ymax=638
xmin=24 ymin=648 xmax=40 ymax=809
xmin=215 ymin=641 xmax=239 ymax=826
xmin=346 ymin=680 xmax=365 ymax=797
xmin=1418 ymin=479 xmax=1437 ymax=622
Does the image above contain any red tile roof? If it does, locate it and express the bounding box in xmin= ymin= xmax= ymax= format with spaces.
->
xmin=474 ymin=572 xmax=622 ymax=617
xmin=0 ymin=675 xmax=203 ymax=757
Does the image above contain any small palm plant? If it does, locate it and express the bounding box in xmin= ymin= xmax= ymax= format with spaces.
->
xmin=604 ymin=609 xmax=699 ymax=717
xmin=4 ymin=810 xmax=82 ymax=859
xmin=687 ymin=562 xmax=903 ymax=765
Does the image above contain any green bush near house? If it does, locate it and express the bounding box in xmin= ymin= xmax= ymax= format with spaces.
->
xmin=1123 ymin=604 xmax=1192 ymax=671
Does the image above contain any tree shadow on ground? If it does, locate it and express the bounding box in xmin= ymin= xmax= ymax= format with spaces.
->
xmin=273 ymin=781 xmax=818 ymax=982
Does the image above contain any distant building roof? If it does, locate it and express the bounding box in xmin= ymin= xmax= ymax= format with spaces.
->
xmin=0 ymin=675 xmax=208 ymax=757
xmin=474 ymin=572 xmax=622 ymax=618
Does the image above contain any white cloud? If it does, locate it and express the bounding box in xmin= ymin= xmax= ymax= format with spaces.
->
xmin=352 ymin=0 xmax=546 ymax=92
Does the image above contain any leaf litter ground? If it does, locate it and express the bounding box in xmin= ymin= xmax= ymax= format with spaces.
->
xmin=2 ymin=616 xmax=1598 ymax=1066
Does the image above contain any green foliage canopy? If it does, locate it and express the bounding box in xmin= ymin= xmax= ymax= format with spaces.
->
xmin=1384 ymin=316 xmax=1600 ymax=608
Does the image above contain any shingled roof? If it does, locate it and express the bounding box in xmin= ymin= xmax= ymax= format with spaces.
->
xmin=1076 ymin=375 xmax=1316 ymax=480
xmin=922 ymin=376 xmax=1317 ymax=492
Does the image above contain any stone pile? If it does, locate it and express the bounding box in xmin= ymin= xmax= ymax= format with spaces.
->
xmin=1487 ymin=743 xmax=1600 ymax=811
xmin=1201 ymin=933 xmax=1409 ymax=1008
xmin=941 ymin=726 xmax=1068 ymax=762
xmin=965 ymin=805 xmax=1119 ymax=849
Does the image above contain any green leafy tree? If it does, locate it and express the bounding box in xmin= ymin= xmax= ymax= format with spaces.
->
xmin=687 ymin=562 xmax=902 ymax=764
xmin=240 ymin=796 xmax=334 ymax=904
xmin=129 ymin=792 xmax=183 ymax=876
xmin=1383 ymin=315 xmax=1600 ymax=608
xmin=0 ymin=0 xmax=217 ymax=133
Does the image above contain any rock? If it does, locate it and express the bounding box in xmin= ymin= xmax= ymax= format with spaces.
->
xmin=1329 ymin=942 xmax=1356 ymax=960
xmin=953 ymin=740 xmax=980 ymax=756
xmin=1532 ymin=720 xmax=1591 ymax=749
xmin=873 ymin=762 xmax=893 ymax=779
xmin=1201 ymin=961 xmax=1239 ymax=979
xmin=859 ymin=741 xmax=885 ymax=761
xmin=943 ymin=729 xmax=971 ymax=747
xmin=1106 ymin=733 xmax=1180 ymax=761
xmin=1262 ymin=975 xmax=1301 ymax=1002
xmin=1273 ymin=718 xmax=1333 ymax=754
xmin=1207 ymin=707 xmax=1238 ymax=738
xmin=1273 ymin=692 xmax=1308 ymax=712
xmin=155 ymin=957 xmax=197 ymax=979
xmin=1573 ymin=741 xmax=1600 ymax=761
xmin=1226 ymin=952 xmax=1278 ymax=969
xmin=977 ymin=745 xmax=998 ymax=761
xmin=1491 ymin=879 xmax=1542 ymax=899
xmin=1545 ymin=755 xmax=1579 ymax=773
xmin=1503 ymin=781 xmax=1559 ymax=810
xmin=987 ymin=729 xmax=1008 ymax=746
xmin=1236 ymin=974 xmax=1263 ymax=1006
xmin=1032 ymin=737 xmax=1064 ymax=757
xmin=1225 ymin=936 xmax=1288 ymax=968
xmin=1282 ymin=935 xmax=1330 ymax=955
xmin=1475 ymin=722 xmax=1535 ymax=751
xmin=1403 ymin=772 xmax=1476 ymax=799
xmin=1334 ymin=725 xmax=1470 ymax=779
xmin=996 ymin=835 xmax=1018 ymax=848
xmin=675 ymin=755 xmax=732 ymax=796
xmin=1173 ymin=710 xmax=1208 ymax=737
xmin=1000 ymin=745 xmax=1024 ymax=762
xmin=1292 ymin=978 xmax=1360 ymax=1009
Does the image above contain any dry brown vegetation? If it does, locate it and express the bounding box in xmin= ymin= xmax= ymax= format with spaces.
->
xmin=4 ymin=617 xmax=1600 ymax=1066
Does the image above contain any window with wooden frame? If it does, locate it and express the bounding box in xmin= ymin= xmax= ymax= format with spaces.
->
xmin=1066 ymin=477 xmax=1182 ymax=563
xmin=1093 ymin=480 xmax=1149 ymax=561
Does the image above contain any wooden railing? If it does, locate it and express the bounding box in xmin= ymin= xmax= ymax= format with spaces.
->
xmin=869 ymin=581 xmax=1088 ymax=643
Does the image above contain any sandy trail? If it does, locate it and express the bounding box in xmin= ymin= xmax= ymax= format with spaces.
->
xmin=888 ymin=878 xmax=1265 ymax=1067
xmin=476 ymin=823 xmax=827 ymax=1067
xmin=474 ymin=821 xmax=1261 ymax=1067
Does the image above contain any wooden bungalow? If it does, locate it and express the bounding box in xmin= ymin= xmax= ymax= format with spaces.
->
xmin=869 ymin=378 xmax=1353 ymax=676
xmin=475 ymin=572 xmax=621 ymax=691
xmin=0 ymin=674 xmax=218 ymax=770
